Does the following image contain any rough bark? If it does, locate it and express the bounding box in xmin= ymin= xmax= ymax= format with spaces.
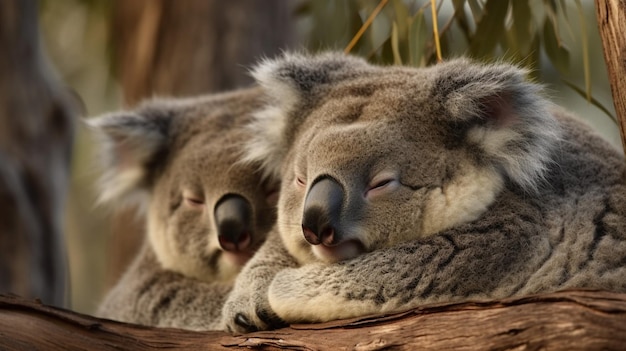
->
xmin=0 ymin=0 xmax=75 ymax=307
xmin=1 ymin=290 xmax=625 ymax=350
xmin=105 ymin=0 xmax=294 ymax=288
xmin=596 ymin=0 xmax=626 ymax=152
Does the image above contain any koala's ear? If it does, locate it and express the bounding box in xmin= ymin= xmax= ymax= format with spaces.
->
xmin=432 ymin=58 xmax=561 ymax=192
xmin=86 ymin=109 xmax=171 ymax=205
xmin=245 ymin=52 xmax=370 ymax=180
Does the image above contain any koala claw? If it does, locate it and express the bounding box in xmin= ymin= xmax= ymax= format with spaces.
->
xmin=235 ymin=313 xmax=258 ymax=333
xmin=256 ymin=308 xmax=287 ymax=330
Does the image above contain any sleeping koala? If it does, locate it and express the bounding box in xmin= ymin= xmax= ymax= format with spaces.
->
xmin=221 ymin=52 xmax=626 ymax=333
xmin=89 ymin=87 xmax=278 ymax=330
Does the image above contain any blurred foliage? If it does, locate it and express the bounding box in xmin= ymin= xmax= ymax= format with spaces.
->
xmin=297 ymin=0 xmax=614 ymax=122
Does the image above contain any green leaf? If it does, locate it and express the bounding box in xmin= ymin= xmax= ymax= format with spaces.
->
xmin=391 ymin=0 xmax=409 ymax=36
xmin=556 ymin=0 xmax=575 ymax=39
xmin=307 ymin=1 xmax=362 ymax=52
xmin=563 ymin=80 xmax=617 ymax=124
xmin=527 ymin=33 xmax=542 ymax=77
xmin=543 ymin=0 xmax=563 ymax=44
xmin=574 ymin=0 xmax=591 ymax=101
xmin=452 ymin=0 xmax=466 ymax=13
xmin=544 ymin=0 xmax=558 ymax=15
xmin=379 ymin=36 xmax=396 ymax=64
xmin=451 ymin=0 xmax=472 ymax=42
xmin=511 ymin=0 xmax=532 ymax=54
xmin=468 ymin=0 xmax=483 ymax=24
xmin=408 ymin=9 xmax=427 ymax=67
xmin=391 ymin=22 xmax=402 ymax=65
xmin=542 ymin=19 xmax=569 ymax=74
xmin=469 ymin=0 xmax=510 ymax=58
xmin=558 ymin=0 xmax=569 ymax=19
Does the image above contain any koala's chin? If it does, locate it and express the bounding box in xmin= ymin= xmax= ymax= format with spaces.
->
xmin=311 ymin=239 xmax=365 ymax=263
xmin=221 ymin=250 xmax=257 ymax=272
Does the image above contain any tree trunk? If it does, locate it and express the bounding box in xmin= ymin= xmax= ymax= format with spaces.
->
xmin=1 ymin=290 xmax=625 ymax=350
xmin=596 ymin=0 xmax=626 ymax=152
xmin=105 ymin=0 xmax=294 ymax=288
xmin=0 ymin=0 xmax=75 ymax=307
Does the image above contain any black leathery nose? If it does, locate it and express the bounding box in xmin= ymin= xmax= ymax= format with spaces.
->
xmin=301 ymin=177 xmax=343 ymax=246
xmin=214 ymin=194 xmax=253 ymax=251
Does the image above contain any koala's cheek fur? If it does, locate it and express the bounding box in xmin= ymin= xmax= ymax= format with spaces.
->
xmin=421 ymin=164 xmax=504 ymax=236
xmin=277 ymin=180 xmax=315 ymax=265
xmin=147 ymin=199 xmax=226 ymax=282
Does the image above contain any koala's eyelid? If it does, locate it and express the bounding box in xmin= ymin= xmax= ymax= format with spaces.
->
xmin=371 ymin=179 xmax=392 ymax=188
xmin=182 ymin=189 xmax=205 ymax=205
xmin=295 ymin=175 xmax=307 ymax=187
xmin=369 ymin=171 xmax=398 ymax=188
xmin=294 ymin=167 xmax=307 ymax=187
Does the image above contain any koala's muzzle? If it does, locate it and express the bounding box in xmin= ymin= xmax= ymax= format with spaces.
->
xmin=302 ymin=177 xmax=344 ymax=246
xmin=214 ymin=194 xmax=253 ymax=252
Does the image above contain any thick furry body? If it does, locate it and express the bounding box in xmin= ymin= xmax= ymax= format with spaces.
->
xmin=221 ymin=53 xmax=626 ymax=333
xmin=97 ymin=245 xmax=231 ymax=330
xmin=91 ymin=87 xmax=278 ymax=330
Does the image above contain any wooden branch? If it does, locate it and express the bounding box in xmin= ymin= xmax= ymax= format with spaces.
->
xmin=1 ymin=290 xmax=626 ymax=350
xmin=596 ymin=0 xmax=626 ymax=152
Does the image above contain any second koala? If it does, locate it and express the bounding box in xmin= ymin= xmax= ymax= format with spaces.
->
xmin=90 ymin=87 xmax=278 ymax=330
xmin=222 ymin=53 xmax=626 ymax=333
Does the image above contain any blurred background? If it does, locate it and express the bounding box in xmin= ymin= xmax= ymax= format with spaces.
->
xmin=28 ymin=0 xmax=621 ymax=314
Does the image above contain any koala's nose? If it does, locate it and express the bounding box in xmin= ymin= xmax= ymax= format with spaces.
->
xmin=214 ymin=194 xmax=253 ymax=252
xmin=302 ymin=177 xmax=343 ymax=246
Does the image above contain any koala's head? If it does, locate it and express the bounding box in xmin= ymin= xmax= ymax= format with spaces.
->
xmin=244 ymin=52 xmax=560 ymax=265
xmin=88 ymin=88 xmax=279 ymax=281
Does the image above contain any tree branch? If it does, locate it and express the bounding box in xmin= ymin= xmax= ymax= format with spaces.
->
xmin=1 ymin=290 xmax=626 ymax=350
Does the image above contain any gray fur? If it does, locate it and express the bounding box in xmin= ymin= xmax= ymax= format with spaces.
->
xmin=221 ymin=52 xmax=626 ymax=332
xmin=90 ymin=87 xmax=279 ymax=330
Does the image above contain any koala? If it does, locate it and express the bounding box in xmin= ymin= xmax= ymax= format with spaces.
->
xmin=221 ymin=52 xmax=626 ymax=333
xmin=89 ymin=87 xmax=279 ymax=330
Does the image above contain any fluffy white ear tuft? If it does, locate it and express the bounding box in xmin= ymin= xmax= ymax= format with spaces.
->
xmin=241 ymin=105 xmax=289 ymax=182
xmin=244 ymin=51 xmax=371 ymax=180
xmin=434 ymin=59 xmax=562 ymax=192
xmin=86 ymin=111 xmax=170 ymax=206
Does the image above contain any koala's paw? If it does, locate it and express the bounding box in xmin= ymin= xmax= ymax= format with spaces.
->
xmin=221 ymin=286 xmax=286 ymax=334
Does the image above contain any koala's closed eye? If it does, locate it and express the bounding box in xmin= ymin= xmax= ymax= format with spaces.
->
xmin=295 ymin=176 xmax=306 ymax=187
xmin=182 ymin=190 xmax=205 ymax=209
xmin=366 ymin=173 xmax=399 ymax=198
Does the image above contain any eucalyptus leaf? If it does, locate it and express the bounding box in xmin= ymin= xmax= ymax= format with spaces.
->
xmin=391 ymin=22 xmax=402 ymax=65
xmin=556 ymin=0 xmax=575 ymax=39
xmin=451 ymin=0 xmax=472 ymax=42
xmin=391 ymin=0 xmax=409 ymax=37
xmin=528 ymin=33 xmax=542 ymax=75
xmin=542 ymin=19 xmax=569 ymax=74
xmin=564 ymin=80 xmax=617 ymax=124
xmin=511 ymin=0 xmax=532 ymax=54
xmin=468 ymin=0 xmax=483 ymax=24
xmin=469 ymin=0 xmax=510 ymax=58
xmin=543 ymin=0 xmax=563 ymax=44
xmin=408 ymin=10 xmax=427 ymax=67
xmin=558 ymin=0 xmax=569 ymax=19
xmin=379 ymin=36 xmax=395 ymax=64
xmin=574 ymin=0 xmax=591 ymax=101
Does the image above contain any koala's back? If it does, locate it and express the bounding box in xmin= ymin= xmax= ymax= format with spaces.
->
xmin=516 ymin=108 xmax=626 ymax=294
xmin=405 ymin=109 xmax=626 ymax=302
